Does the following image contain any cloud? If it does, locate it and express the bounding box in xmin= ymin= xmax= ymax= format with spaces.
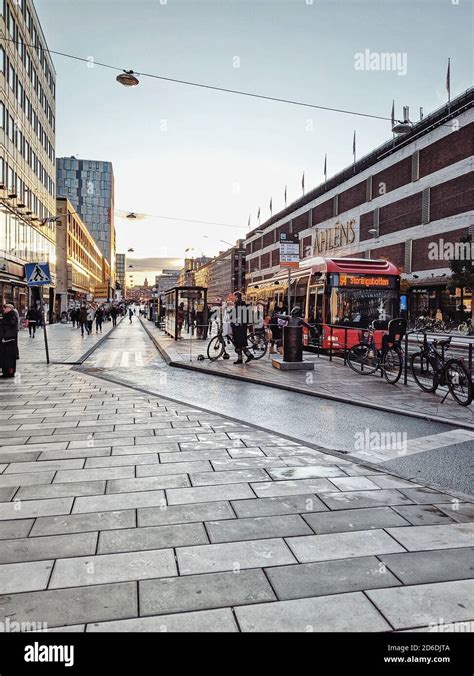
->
xmin=126 ymin=257 xmax=183 ymax=272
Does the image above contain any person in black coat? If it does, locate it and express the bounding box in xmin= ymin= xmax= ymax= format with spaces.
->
xmin=26 ymin=307 xmax=39 ymax=338
xmin=0 ymin=304 xmax=19 ymax=377
xmin=231 ymin=292 xmax=254 ymax=365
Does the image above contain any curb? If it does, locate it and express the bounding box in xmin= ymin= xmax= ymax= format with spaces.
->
xmin=140 ymin=318 xmax=474 ymax=432
xmin=51 ymin=316 xmax=124 ymax=365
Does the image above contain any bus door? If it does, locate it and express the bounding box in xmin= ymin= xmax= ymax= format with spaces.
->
xmin=308 ymin=285 xmax=324 ymax=322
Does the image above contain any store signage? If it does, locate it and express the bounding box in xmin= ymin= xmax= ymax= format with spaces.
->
xmin=280 ymin=233 xmax=299 ymax=269
xmin=339 ymin=274 xmax=391 ymax=287
xmin=312 ymin=219 xmax=357 ymax=255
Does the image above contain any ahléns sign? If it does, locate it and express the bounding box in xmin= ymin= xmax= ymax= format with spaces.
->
xmin=311 ymin=219 xmax=357 ymax=255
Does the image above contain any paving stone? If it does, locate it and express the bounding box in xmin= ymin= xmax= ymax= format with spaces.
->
xmin=16 ymin=480 xmax=106 ymax=501
xmin=107 ymin=475 xmax=190 ymax=494
xmin=140 ymin=569 xmax=276 ymax=616
xmin=0 ymin=471 xmax=55 ymax=488
xmin=70 ymin=438 xmax=134 ymax=449
xmin=0 ymin=531 xmax=98 ymax=564
xmin=207 ymin=514 xmax=313 ymax=543
xmin=159 ymin=450 xmax=230 ymax=463
xmin=366 ymin=580 xmax=474 ymax=630
xmin=287 ymin=529 xmax=405 ymax=563
xmin=235 ymin=592 xmax=391 ymax=631
xmin=85 ymin=454 xmax=159 ymax=468
xmin=138 ymin=501 xmax=235 ymax=527
xmin=73 ymin=490 xmax=165 ymax=514
xmin=190 ymin=469 xmax=270 ymax=486
xmin=136 ymin=461 xmax=213 ymax=477
xmin=320 ymin=489 xmax=415 ymax=511
xmin=266 ymin=555 xmax=401 ymax=600
xmin=267 ymin=466 xmax=347 ymax=481
xmin=0 ymin=487 xmax=17 ymax=501
xmin=369 ymin=475 xmax=423 ymax=490
xmin=4 ymin=459 xmax=85 ymax=474
xmin=335 ymin=463 xmax=383 ymax=476
xmin=0 ymin=518 xmax=33 ymax=540
xmin=0 ymin=451 xmax=40 ymax=463
xmin=179 ymin=440 xmax=245 ymax=451
xmin=0 ymin=560 xmax=54 ymax=593
xmin=177 ymin=538 xmax=296 ymax=575
xmin=250 ymin=478 xmax=335 ymax=498
xmin=112 ymin=444 xmax=180 ymax=455
xmin=392 ymin=504 xmax=456 ymax=526
xmin=211 ymin=458 xmax=288 ymax=471
xmin=435 ymin=502 xmax=474 ymax=523
xmin=38 ymin=448 xmax=112 ymax=461
xmin=87 ymin=608 xmax=238 ymax=632
xmin=398 ymin=487 xmax=459 ymax=504
xmin=31 ymin=510 xmax=136 ymax=537
xmin=386 ymin=523 xmax=474 ymax=551
xmin=283 ymin=454 xmax=351 ymax=467
xmin=98 ymin=522 xmax=208 ymax=554
xmin=167 ymin=483 xmax=254 ymax=505
xmin=328 ymin=476 xmax=380 ymax=491
xmin=381 ymin=547 xmax=474 ymax=585
xmin=0 ymin=582 xmax=138 ymax=628
xmin=53 ymin=466 xmax=135 ymax=484
xmin=228 ymin=448 xmax=265 ymax=458
xmin=0 ymin=497 xmax=73 ymax=521
xmin=49 ymin=548 xmax=177 ymax=588
xmin=302 ymin=506 xmax=409 ymax=534
xmin=231 ymin=495 xmax=328 ymax=518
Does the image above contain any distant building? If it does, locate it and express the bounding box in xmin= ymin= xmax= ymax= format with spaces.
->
xmin=178 ymin=256 xmax=213 ymax=286
xmin=155 ymin=269 xmax=180 ymax=295
xmin=127 ymin=284 xmax=153 ymax=303
xmin=116 ymin=253 xmax=126 ymax=297
xmin=194 ymin=241 xmax=246 ymax=304
xmin=56 ymin=198 xmax=104 ymax=312
xmin=56 ymin=157 xmax=116 ymax=287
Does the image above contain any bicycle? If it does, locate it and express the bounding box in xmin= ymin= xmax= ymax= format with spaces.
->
xmin=458 ymin=318 xmax=473 ymax=336
xmin=346 ymin=319 xmax=404 ymax=384
xmin=410 ymin=331 xmax=473 ymax=406
xmin=207 ymin=324 xmax=268 ymax=361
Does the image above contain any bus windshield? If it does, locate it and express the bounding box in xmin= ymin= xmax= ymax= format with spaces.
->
xmin=328 ymin=287 xmax=399 ymax=328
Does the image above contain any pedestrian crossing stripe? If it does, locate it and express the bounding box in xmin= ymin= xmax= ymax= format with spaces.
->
xmin=92 ymin=351 xmax=147 ymax=368
xmin=25 ymin=262 xmax=52 ymax=286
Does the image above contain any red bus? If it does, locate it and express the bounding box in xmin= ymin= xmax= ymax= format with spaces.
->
xmin=246 ymin=257 xmax=401 ymax=350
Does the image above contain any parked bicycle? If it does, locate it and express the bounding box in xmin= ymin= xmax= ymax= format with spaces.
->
xmin=346 ymin=319 xmax=405 ymax=384
xmin=207 ymin=323 xmax=268 ymax=361
xmin=458 ymin=318 xmax=473 ymax=336
xmin=410 ymin=331 xmax=472 ymax=406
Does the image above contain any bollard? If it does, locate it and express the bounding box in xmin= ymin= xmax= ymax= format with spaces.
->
xmin=283 ymin=325 xmax=303 ymax=362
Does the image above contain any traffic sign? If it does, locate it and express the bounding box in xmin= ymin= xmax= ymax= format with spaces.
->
xmin=25 ymin=263 xmax=52 ymax=286
xmin=280 ymin=233 xmax=300 ymax=269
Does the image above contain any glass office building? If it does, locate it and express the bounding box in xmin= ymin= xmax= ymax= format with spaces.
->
xmin=0 ymin=0 xmax=56 ymax=316
xmin=56 ymin=157 xmax=115 ymax=288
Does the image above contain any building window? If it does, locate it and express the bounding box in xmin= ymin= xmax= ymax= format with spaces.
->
xmin=0 ymin=46 xmax=4 ymax=74
xmin=411 ymin=150 xmax=420 ymax=182
xmin=404 ymin=240 xmax=412 ymax=274
xmin=421 ymin=187 xmax=431 ymax=224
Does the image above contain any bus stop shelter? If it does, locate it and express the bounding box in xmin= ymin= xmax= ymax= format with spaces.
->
xmin=163 ymin=286 xmax=208 ymax=340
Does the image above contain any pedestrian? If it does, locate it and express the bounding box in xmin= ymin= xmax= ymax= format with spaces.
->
xmin=95 ymin=306 xmax=104 ymax=333
xmin=0 ymin=304 xmax=19 ymax=377
xmin=129 ymin=307 xmax=133 ymax=323
xmin=231 ymin=292 xmax=254 ymax=364
xmin=110 ymin=305 xmax=118 ymax=327
xmin=177 ymin=302 xmax=185 ymax=339
xmin=86 ymin=306 xmax=94 ymax=335
xmin=26 ymin=306 xmax=38 ymax=338
xmin=78 ymin=304 xmax=88 ymax=336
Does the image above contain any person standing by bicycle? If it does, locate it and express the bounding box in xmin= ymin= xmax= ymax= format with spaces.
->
xmin=231 ymin=292 xmax=254 ymax=364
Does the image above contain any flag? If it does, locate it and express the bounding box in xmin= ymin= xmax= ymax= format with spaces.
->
xmin=391 ymin=100 xmax=395 ymax=129
xmin=301 ymin=171 xmax=305 ymax=195
xmin=446 ymin=58 xmax=451 ymax=103
xmin=323 ymin=154 xmax=327 ymax=182
xmin=247 ymin=214 xmax=251 ymax=229
xmin=352 ymin=130 xmax=356 ymax=162
xmin=284 ymin=185 xmax=287 ymax=207
xmin=269 ymin=198 xmax=273 ymax=216
xmin=257 ymin=207 xmax=261 ymax=222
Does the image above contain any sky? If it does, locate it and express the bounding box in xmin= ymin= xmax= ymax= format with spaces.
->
xmin=35 ymin=0 xmax=473 ymax=285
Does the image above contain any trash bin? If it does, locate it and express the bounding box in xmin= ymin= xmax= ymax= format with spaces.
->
xmin=283 ymin=325 xmax=303 ymax=362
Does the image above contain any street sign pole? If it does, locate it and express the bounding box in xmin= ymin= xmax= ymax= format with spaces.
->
xmin=40 ymin=290 xmax=50 ymax=365
xmin=287 ymin=267 xmax=291 ymax=313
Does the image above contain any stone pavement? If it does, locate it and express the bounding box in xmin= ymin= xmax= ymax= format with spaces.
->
xmin=18 ymin=317 xmax=121 ymax=365
xmin=0 ymin=346 xmax=472 ymax=632
xmin=143 ymin=321 xmax=474 ymax=429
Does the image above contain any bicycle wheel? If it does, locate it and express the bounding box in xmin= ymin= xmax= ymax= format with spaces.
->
xmin=247 ymin=332 xmax=268 ymax=359
xmin=458 ymin=322 xmax=468 ymax=335
xmin=382 ymin=346 xmax=403 ymax=384
xmin=410 ymin=352 xmax=438 ymax=392
xmin=445 ymin=359 xmax=473 ymax=406
xmin=346 ymin=343 xmax=379 ymax=375
xmin=207 ymin=336 xmax=225 ymax=361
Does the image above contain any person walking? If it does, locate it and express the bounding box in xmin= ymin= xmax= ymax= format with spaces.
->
xmin=86 ymin=306 xmax=94 ymax=335
xmin=231 ymin=292 xmax=254 ymax=365
xmin=110 ymin=305 xmax=118 ymax=327
xmin=95 ymin=306 xmax=104 ymax=333
xmin=0 ymin=304 xmax=19 ymax=377
xmin=79 ymin=304 xmax=88 ymax=336
xmin=269 ymin=302 xmax=285 ymax=354
xmin=177 ymin=302 xmax=185 ymax=339
xmin=128 ymin=307 xmax=133 ymax=323
xmin=26 ymin=306 xmax=38 ymax=338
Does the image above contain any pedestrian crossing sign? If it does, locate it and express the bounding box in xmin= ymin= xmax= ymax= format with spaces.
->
xmin=25 ymin=262 xmax=52 ymax=286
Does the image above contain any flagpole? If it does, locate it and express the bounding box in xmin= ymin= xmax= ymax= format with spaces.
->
xmin=446 ymin=58 xmax=451 ymax=115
